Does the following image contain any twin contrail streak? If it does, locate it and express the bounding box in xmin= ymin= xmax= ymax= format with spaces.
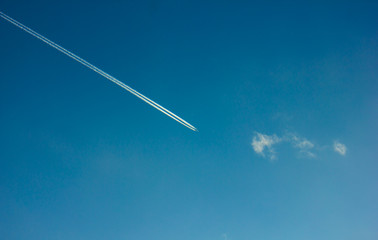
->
xmin=0 ymin=11 xmax=198 ymax=132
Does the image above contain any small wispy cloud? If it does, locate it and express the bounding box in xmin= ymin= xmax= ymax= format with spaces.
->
xmin=291 ymin=135 xmax=315 ymax=158
xmin=251 ymin=132 xmax=281 ymax=160
xmin=333 ymin=141 xmax=347 ymax=155
xmin=251 ymin=131 xmax=347 ymax=160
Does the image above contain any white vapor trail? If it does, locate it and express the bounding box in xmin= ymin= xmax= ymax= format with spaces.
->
xmin=0 ymin=11 xmax=198 ymax=132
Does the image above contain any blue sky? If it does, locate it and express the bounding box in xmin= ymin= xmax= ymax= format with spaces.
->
xmin=1 ymin=0 xmax=377 ymax=239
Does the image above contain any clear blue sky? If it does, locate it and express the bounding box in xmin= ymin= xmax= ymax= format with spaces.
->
xmin=1 ymin=1 xmax=377 ymax=239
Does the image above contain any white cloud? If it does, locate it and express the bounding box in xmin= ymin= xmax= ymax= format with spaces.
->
xmin=334 ymin=141 xmax=347 ymax=155
xmin=252 ymin=131 xmax=347 ymax=160
xmin=291 ymin=135 xmax=315 ymax=158
xmin=295 ymin=139 xmax=314 ymax=149
xmin=251 ymin=132 xmax=281 ymax=160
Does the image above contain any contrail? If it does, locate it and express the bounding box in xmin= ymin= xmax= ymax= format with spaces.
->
xmin=0 ymin=11 xmax=198 ymax=132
